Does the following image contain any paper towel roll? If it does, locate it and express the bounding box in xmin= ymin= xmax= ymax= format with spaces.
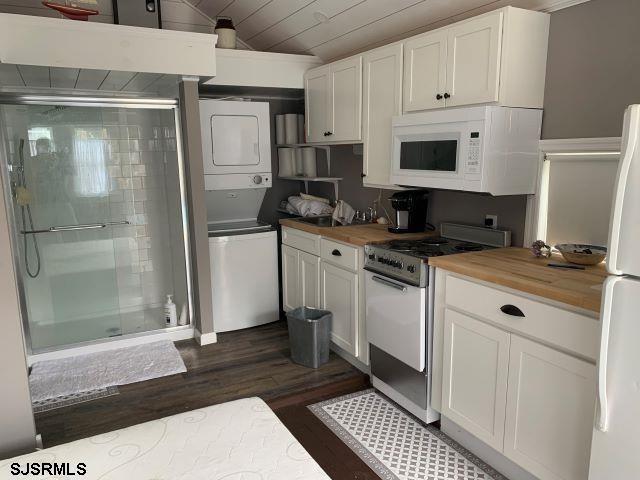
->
xmin=278 ymin=148 xmax=295 ymax=176
xmin=297 ymin=114 xmax=305 ymax=143
xmin=284 ymin=113 xmax=299 ymax=144
xmin=301 ymin=147 xmax=317 ymax=177
xmin=275 ymin=115 xmax=286 ymax=145
xmin=295 ymin=148 xmax=304 ymax=175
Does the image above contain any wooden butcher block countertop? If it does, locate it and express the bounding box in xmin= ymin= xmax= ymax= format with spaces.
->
xmin=429 ymin=247 xmax=608 ymax=313
xmin=279 ymin=218 xmax=439 ymax=246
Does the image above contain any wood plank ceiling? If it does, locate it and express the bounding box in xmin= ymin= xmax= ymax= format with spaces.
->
xmin=179 ymin=0 xmax=589 ymax=61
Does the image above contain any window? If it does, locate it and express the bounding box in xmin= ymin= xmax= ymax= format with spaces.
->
xmin=73 ymin=128 xmax=108 ymax=197
xmin=528 ymin=139 xmax=621 ymax=248
xmin=27 ymin=127 xmax=54 ymax=156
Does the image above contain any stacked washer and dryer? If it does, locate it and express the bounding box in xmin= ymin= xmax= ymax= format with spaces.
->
xmin=199 ymin=100 xmax=279 ymax=333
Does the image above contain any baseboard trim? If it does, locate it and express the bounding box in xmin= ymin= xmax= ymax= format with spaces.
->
xmin=330 ymin=342 xmax=370 ymax=374
xmin=194 ymin=329 xmax=217 ymax=346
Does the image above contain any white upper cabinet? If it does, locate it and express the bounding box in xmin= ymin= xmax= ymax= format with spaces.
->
xmin=403 ymin=30 xmax=447 ymax=112
xmin=304 ymin=65 xmax=331 ymax=143
xmin=363 ymin=43 xmax=403 ymax=187
xmin=329 ymin=56 xmax=363 ymax=142
xmin=445 ymin=11 xmax=502 ymax=108
xmin=402 ymin=7 xmax=549 ymax=112
xmin=304 ymin=56 xmax=362 ymax=143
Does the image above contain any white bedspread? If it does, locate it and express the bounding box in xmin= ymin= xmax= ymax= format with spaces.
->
xmin=1 ymin=397 xmax=329 ymax=479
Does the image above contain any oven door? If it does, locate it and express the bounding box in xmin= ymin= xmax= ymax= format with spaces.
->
xmin=365 ymin=271 xmax=425 ymax=371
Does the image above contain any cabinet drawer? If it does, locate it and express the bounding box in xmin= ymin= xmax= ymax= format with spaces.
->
xmin=320 ymin=238 xmax=359 ymax=271
xmin=281 ymin=227 xmax=321 ymax=256
xmin=445 ymin=275 xmax=599 ymax=360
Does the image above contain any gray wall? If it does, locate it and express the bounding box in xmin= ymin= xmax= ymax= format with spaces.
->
xmin=541 ymin=0 xmax=640 ymax=139
xmin=179 ymin=81 xmax=214 ymax=336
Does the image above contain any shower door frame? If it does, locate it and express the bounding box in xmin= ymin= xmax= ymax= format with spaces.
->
xmin=0 ymin=93 xmax=195 ymax=355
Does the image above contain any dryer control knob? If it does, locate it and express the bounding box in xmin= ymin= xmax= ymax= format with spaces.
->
xmin=252 ymin=175 xmax=263 ymax=184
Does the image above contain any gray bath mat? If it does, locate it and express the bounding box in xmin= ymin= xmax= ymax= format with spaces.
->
xmin=32 ymin=386 xmax=119 ymax=413
xmin=29 ymin=340 xmax=186 ymax=403
xmin=309 ymin=389 xmax=507 ymax=480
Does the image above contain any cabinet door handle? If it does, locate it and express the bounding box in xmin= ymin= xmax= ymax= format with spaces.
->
xmin=331 ymin=249 xmax=342 ymax=256
xmin=500 ymin=304 xmax=525 ymax=317
xmin=361 ymin=173 xmax=367 ymax=178
xmin=444 ymin=93 xmax=451 ymax=99
xmin=436 ymin=94 xmax=443 ymax=100
xmin=323 ymin=131 xmax=329 ymax=136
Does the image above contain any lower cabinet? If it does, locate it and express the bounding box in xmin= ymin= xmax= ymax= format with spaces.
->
xmin=442 ymin=309 xmax=510 ymax=451
xmin=281 ymin=245 xmax=320 ymax=311
xmin=280 ymin=242 xmax=359 ymax=359
xmin=438 ymin=273 xmax=597 ymax=480
xmin=320 ymin=260 xmax=359 ymax=356
xmin=503 ymin=335 xmax=595 ymax=480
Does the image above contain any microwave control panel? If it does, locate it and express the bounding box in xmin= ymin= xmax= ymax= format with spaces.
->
xmin=466 ymin=131 xmax=481 ymax=174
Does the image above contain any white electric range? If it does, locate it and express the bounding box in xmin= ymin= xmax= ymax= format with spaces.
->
xmin=364 ymin=223 xmax=511 ymax=423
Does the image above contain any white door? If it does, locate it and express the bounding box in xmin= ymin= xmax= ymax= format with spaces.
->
xmin=320 ymin=261 xmax=358 ymax=356
xmin=328 ymin=56 xmax=362 ymax=142
xmin=365 ymin=271 xmax=425 ymax=371
xmin=504 ymin=335 xmax=596 ymax=480
xmin=210 ymin=231 xmax=279 ymax=332
xmin=607 ymin=104 xmax=640 ymax=277
xmin=403 ymin=30 xmax=447 ymax=112
xmin=363 ymin=43 xmax=403 ymax=187
xmin=299 ymin=251 xmax=320 ymax=309
xmin=589 ymin=275 xmax=640 ymax=479
xmin=445 ymin=11 xmax=503 ymax=107
xmin=199 ymin=100 xmax=272 ymax=175
xmin=442 ymin=308 xmax=510 ymax=451
xmin=281 ymin=245 xmax=299 ymax=312
xmin=304 ymin=65 xmax=330 ymax=143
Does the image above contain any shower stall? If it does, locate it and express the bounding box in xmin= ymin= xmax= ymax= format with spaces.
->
xmin=0 ymin=96 xmax=192 ymax=354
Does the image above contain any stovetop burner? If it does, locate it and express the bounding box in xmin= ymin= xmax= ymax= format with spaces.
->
xmin=454 ymin=243 xmax=483 ymax=252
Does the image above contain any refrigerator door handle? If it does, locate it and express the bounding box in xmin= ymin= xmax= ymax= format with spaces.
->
xmin=596 ymin=276 xmax=621 ymax=432
xmin=607 ymin=105 xmax=639 ymax=275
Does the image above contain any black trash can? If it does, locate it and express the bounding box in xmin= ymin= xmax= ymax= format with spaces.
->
xmin=286 ymin=307 xmax=332 ymax=368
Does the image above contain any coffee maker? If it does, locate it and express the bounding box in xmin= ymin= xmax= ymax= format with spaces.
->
xmin=388 ymin=190 xmax=430 ymax=234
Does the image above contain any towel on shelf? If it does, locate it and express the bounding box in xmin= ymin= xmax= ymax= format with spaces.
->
xmin=332 ymin=200 xmax=355 ymax=225
xmin=286 ymin=196 xmax=334 ymax=217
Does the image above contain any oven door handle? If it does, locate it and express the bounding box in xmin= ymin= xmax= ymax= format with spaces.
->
xmin=371 ymin=275 xmax=407 ymax=292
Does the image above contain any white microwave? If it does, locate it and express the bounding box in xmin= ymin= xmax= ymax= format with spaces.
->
xmin=390 ymin=106 xmax=542 ymax=195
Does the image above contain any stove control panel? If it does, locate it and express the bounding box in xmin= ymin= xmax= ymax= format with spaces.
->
xmin=364 ymin=245 xmax=426 ymax=287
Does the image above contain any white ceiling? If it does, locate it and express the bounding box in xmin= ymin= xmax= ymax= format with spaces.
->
xmin=0 ymin=0 xmax=590 ymax=62
xmin=181 ymin=0 xmax=589 ymax=60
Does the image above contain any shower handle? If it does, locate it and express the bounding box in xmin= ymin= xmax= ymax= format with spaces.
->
xmin=21 ymin=220 xmax=130 ymax=235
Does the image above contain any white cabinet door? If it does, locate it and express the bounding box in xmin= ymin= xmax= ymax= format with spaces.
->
xmin=320 ymin=261 xmax=358 ymax=356
xmin=363 ymin=44 xmax=403 ymax=186
xmin=445 ymin=11 xmax=503 ymax=107
xmin=299 ymin=251 xmax=321 ymax=309
xmin=328 ymin=56 xmax=362 ymax=142
xmin=442 ymin=308 xmax=510 ymax=451
xmin=304 ymin=65 xmax=330 ymax=143
xmin=504 ymin=335 xmax=596 ymax=480
xmin=281 ymin=245 xmax=300 ymax=311
xmin=403 ymin=30 xmax=447 ymax=112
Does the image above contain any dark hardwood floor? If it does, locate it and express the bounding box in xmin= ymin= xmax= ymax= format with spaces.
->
xmin=34 ymin=321 xmax=376 ymax=479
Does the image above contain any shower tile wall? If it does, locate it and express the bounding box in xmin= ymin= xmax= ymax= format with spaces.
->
xmin=102 ymin=108 xmax=186 ymax=336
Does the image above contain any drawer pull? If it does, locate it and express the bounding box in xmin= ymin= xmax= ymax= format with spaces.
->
xmin=331 ymin=249 xmax=342 ymax=256
xmin=500 ymin=304 xmax=525 ymax=317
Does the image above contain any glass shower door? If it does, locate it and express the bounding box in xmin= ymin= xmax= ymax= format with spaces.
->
xmin=0 ymin=103 xmax=189 ymax=352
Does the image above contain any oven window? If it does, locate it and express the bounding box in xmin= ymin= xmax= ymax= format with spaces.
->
xmin=400 ymin=140 xmax=457 ymax=172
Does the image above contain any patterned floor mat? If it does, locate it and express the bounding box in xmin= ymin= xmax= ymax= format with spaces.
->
xmin=32 ymin=386 xmax=119 ymax=413
xmin=309 ymin=389 xmax=508 ymax=480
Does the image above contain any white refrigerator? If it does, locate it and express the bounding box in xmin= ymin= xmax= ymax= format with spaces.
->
xmin=589 ymin=104 xmax=640 ymax=479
